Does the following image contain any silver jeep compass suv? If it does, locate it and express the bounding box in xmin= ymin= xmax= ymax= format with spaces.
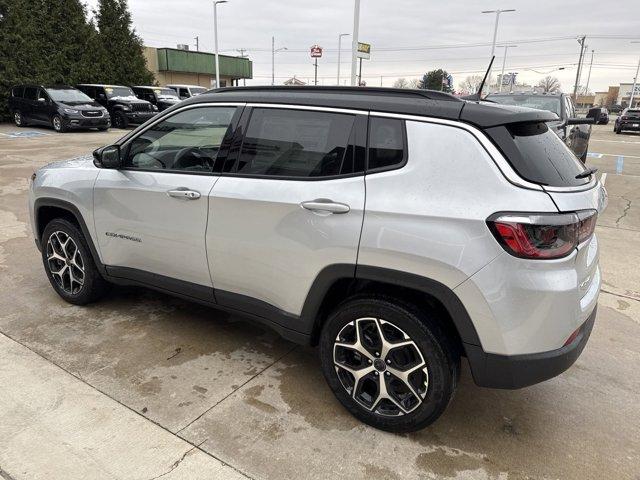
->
xmin=29 ymin=86 xmax=606 ymax=432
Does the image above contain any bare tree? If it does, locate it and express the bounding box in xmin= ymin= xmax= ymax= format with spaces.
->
xmin=458 ymin=75 xmax=484 ymax=95
xmin=408 ymin=78 xmax=421 ymax=89
xmin=537 ymin=76 xmax=561 ymax=93
xmin=393 ymin=78 xmax=409 ymax=89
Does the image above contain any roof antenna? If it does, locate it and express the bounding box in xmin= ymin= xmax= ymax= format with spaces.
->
xmin=462 ymin=55 xmax=495 ymax=101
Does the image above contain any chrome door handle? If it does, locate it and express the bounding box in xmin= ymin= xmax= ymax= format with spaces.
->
xmin=301 ymin=199 xmax=350 ymax=214
xmin=167 ymin=188 xmax=201 ymax=200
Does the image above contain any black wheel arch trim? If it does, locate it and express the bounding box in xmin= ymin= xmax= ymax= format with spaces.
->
xmin=298 ymin=264 xmax=482 ymax=347
xmin=33 ymin=197 xmax=106 ymax=276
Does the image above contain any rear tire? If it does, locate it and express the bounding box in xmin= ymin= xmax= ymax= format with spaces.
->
xmin=319 ymin=295 xmax=459 ymax=433
xmin=13 ymin=111 xmax=26 ymax=127
xmin=41 ymin=219 xmax=109 ymax=305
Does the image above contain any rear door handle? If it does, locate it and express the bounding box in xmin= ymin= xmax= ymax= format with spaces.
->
xmin=301 ymin=199 xmax=350 ymax=214
xmin=167 ymin=188 xmax=201 ymax=200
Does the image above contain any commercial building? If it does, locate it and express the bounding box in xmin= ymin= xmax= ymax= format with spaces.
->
xmin=617 ymin=83 xmax=640 ymax=107
xmin=143 ymin=46 xmax=252 ymax=88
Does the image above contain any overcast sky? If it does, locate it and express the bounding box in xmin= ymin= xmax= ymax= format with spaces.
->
xmin=85 ymin=0 xmax=640 ymax=92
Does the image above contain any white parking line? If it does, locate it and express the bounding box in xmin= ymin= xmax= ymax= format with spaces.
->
xmin=591 ymin=152 xmax=640 ymax=159
xmin=591 ymin=139 xmax=640 ymax=144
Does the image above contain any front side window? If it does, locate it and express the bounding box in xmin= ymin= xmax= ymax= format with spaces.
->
xmin=179 ymin=88 xmax=190 ymax=98
xmin=236 ymin=108 xmax=356 ymax=178
xmin=368 ymin=117 xmax=406 ymax=170
xmin=37 ymin=89 xmax=48 ymax=101
xmin=125 ymin=106 xmax=237 ymax=172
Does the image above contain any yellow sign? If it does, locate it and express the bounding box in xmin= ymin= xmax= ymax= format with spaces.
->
xmin=356 ymin=42 xmax=371 ymax=59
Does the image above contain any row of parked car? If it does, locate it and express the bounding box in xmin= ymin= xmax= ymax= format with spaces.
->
xmin=8 ymin=83 xmax=209 ymax=132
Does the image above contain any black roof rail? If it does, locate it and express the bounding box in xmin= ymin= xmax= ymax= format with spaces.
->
xmin=212 ymin=85 xmax=462 ymax=103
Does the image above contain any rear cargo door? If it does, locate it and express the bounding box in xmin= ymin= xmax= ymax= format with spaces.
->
xmin=545 ymin=183 xmax=607 ymax=323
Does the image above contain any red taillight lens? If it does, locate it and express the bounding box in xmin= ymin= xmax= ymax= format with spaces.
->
xmin=577 ymin=210 xmax=597 ymax=244
xmin=488 ymin=210 xmax=597 ymax=260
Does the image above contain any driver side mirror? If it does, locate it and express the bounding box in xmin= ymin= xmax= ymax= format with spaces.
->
xmin=93 ymin=145 xmax=122 ymax=169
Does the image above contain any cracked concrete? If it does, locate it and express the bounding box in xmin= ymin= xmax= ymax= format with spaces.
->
xmin=1 ymin=123 xmax=639 ymax=479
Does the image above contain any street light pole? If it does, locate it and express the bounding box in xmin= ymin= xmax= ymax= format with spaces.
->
xmin=573 ymin=36 xmax=586 ymax=100
xmin=498 ymin=44 xmax=517 ymax=92
xmin=213 ymin=0 xmax=227 ymax=89
xmin=584 ymin=49 xmax=595 ymax=95
xmin=630 ymin=41 xmax=640 ymax=108
xmin=271 ymin=37 xmax=287 ymax=86
xmin=337 ymin=33 xmax=349 ymax=86
xmin=481 ymin=8 xmax=515 ymax=92
xmin=350 ymin=0 xmax=361 ymax=86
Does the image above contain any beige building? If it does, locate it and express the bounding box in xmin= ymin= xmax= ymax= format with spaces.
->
xmin=143 ymin=46 xmax=252 ymax=88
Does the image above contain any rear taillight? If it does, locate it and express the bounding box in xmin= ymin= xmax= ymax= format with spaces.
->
xmin=621 ymin=116 xmax=628 ymax=120
xmin=488 ymin=210 xmax=597 ymax=260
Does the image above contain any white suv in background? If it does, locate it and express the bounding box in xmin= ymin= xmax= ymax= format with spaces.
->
xmin=29 ymin=86 xmax=607 ymax=432
xmin=165 ymin=84 xmax=209 ymax=100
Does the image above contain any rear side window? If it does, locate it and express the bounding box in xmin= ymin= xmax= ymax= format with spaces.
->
xmin=24 ymin=87 xmax=37 ymax=100
xmin=486 ymin=122 xmax=589 ymax=187
xmin=11 ymin=86 xmax=24 ymax=98
xmin=368 ymin=117 xmax=406 ymax=170
xmin=236 ymin=108 xmax=357 ymax=178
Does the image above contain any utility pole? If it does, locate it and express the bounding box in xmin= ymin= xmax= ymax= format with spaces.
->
xmin=337 ymin=33 xmax=349 ymax=86
xmin=498 ymin=45 xmax=517 ymax=92
xmin=481 ymin=9 xmax=515 ymax=93
xmin=573 ymin=36 xmax=586 ymax=100
xmin=350 ymin=0 xmax=361 ymax=86
xmin=630 ymin=41 xmax=640 ymax=108
xmin=358 ymin=57 xmax=363 ymax=86
xmin=236 ymin=48 xmax=247 ymax=86
xmin=314 ymin=57 xmax=318 ymax=85
xmin=584 ymin=49 xmax=595 ymax=95
xmin=194 ymin=36 xmax=199 ymax=52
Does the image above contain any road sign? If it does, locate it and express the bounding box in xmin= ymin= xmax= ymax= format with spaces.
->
xmin=310 ymin=45 xmax=323 ymax=58
xmin=356 ymin=42 xmax=371 ymax=60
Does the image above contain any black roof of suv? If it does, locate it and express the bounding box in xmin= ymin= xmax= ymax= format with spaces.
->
xmin=185 ymin=86 xmax=558 ymax=128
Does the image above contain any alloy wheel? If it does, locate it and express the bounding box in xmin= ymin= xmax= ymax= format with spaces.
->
xmin=53 ymin=115 xmax=62 ymax=132
xmin=46 ymin=231 xmax=85 ymax=295
xmin=333 ymin=317 xmax=429 ymax=417
xmin=14 ymin=112 xmax=22 ymax=126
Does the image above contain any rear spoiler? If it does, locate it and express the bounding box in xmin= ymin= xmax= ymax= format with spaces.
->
xmin=459 ymin=102 xmax=559 ymax=129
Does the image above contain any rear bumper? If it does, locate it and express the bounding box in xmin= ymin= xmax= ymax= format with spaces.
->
xmin=465 ymin=305 xmax=596 ymax=389
xmin=618 ymin=122 xmax=640 ymax=131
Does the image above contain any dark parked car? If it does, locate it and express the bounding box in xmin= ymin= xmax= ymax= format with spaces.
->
xmin=609 ymin=104 xmax=623 ymax=114
xmin=76 ymin=84 xmax=157 ymax=129
xmin=591 ymin=107 xmax=609 ymax=125
xmin=487 ymin=92 xmax=595 ymax=162
xmin=8 ymin=85 xmax=110 ymax=132
xmin=131 ymin=86 xmax=182 ymax=112
xmin=614 ymin=108 xmax=640 ymax=134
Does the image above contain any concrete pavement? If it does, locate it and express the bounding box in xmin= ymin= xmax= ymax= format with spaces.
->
xmin=0 ymin=123 xmax=639 ymax=479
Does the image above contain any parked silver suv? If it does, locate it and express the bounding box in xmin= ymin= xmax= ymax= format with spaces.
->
xmin=29 ymin=87 xmax=607 ymax=432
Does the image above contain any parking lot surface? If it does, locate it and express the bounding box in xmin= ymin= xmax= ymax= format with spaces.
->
xmin=1 ymin=123 xmax=639 ymax=479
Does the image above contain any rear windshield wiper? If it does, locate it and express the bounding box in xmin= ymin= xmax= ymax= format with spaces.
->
xmin=575 ymin=167 xmax=598 ymax=179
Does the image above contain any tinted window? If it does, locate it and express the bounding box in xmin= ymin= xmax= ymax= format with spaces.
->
xmin=179 ymin=88 xmax=190 ymax=98
xmin=24 ymin=87 xmax=37 ymax=100
xmin=236 ymin=108 xmax=356 ymax=177
xmin=368 ymin=117 xmax=406 ymax=170
xmin=11 ymin=86 xmax=23 ymax=98
xmin=125 ymin=106 xmax=236 ymax=172
xmin=37 ymin=89 xmax=48 ymax=101
xmin=486 ymin=122 xmax=589 ymax=187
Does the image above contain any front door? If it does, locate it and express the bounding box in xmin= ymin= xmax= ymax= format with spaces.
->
xmin=33 ymin=88 xmax=51 ymax=124
xmin=93 ymin=104 xmax=241 ymax=294
xmin=207 ymin=106 xmax=367 ymax=317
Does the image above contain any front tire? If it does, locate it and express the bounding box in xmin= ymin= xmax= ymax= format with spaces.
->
xmin=320 ymin=296 xmax=459 ymax=433
xmin=14 ymin=111 xmax=26 ymax=127
xmin=41 ymin=219 xmax=109 ymax=305
xmin=113 ymin=111 xmax=129 ymax=129
xmin=52 ymin=114 xmax=67 ymax=133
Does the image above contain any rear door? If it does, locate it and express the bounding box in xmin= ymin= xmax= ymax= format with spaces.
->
xmin=207 ymin=105 xmax=367 ymax=317
xmin=93 ymin=104 xmax=242 ymax=296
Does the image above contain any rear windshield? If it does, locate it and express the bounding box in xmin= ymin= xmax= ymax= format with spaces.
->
xmin=625 ymin=109 xmax=640 ymax=115
xmin=486 ymin=122 xmax=590 ymax=187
